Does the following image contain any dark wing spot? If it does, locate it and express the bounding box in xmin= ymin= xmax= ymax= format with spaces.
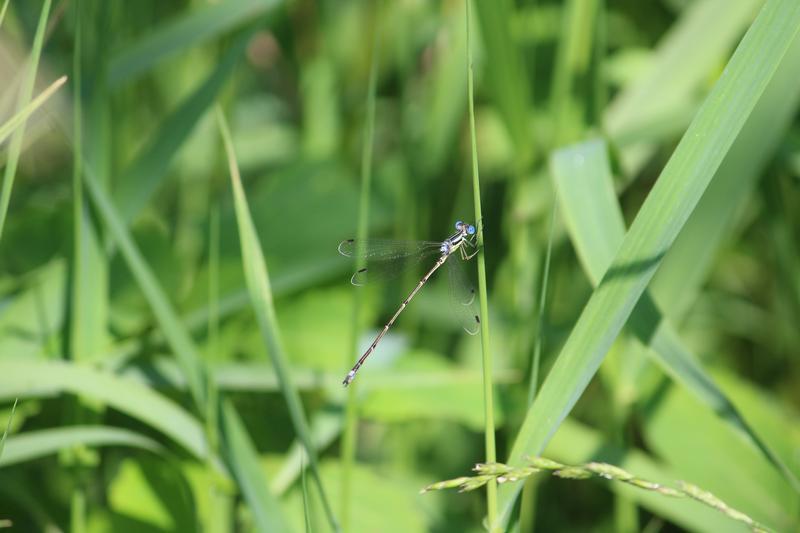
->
xmin=475 ymin=315 xmax=480 ymax=323
xmin=357 ymin=267 xmax=368 ymax=273
xmin=346 ymin=239 xmax=355 ymax=243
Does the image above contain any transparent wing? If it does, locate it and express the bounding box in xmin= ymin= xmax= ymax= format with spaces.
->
xmin=446 ymin=255 xmax=480 ymax=335
xmin=338 ymin=239 xmax=442 ymax=286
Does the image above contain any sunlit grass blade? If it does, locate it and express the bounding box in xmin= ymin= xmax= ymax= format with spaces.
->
xmin=552 ymin=138 xmax=800 ymax=492
xmin=650 ymin=29 xmax=800 ymax=318
xmin=219 ymin=400 xmax=292 ymax=533
xmin=0 ymin=0 xmax=51 ymax=241
xmin=217 ymin=108 xmax=339 ymax=532
xmin=0 ymin=0 xmax=9 ymax=28
xmin=108 ymin=0 xmax=281 ymax=87
xmin=0 ymin=359 xmax=212 ymax=461
xmin=114 ymin=30 xmax=252 ymax=224
xmin=0 ymin=426 xmax=162 ymax=467
xmin=0 ymin=76 xmax=67 ymax=147
xmin=0 ymin=399 xmax=17 ymax=460
xmin=495 ymin=1 xmax=800 ymax=527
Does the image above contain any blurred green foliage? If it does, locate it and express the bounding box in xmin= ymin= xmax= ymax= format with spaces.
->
xmin=0 ymin=0 xmax=799 ymax=532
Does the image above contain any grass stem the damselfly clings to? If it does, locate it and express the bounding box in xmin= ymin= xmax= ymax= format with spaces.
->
xmin=339 ymin=221 xmax=480 ymax=386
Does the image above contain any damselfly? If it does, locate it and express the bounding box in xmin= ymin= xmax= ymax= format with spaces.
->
xmin=339 ymin=221 xmax=480 ymax=386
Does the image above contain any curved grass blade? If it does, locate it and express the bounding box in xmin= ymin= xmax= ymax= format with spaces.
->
xmin=0 ymin=0 xmax=51 ymax=241
xmin=0 ymin=426 xmax=162 ymax=467
xmin=217 ymin=107 xmax=339 ymax=532
xmin=495 ymin=1 xmax=800 ymax=527
xmin=109 ymin=0 xmax=281 ymax=87
xmin=553 ymin=138 xmax=800 ymax=492
xmin=0 ymin=76 xmax=67 ymax=147
xmin=0 ymin=359 xmax=211 ymax=462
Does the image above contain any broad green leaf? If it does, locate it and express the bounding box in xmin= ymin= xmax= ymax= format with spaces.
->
xmin=114 ymin=29 xmax=252 ymax=225
xmin=218 ymin=108 xmax=339 ymax=532
xmin=0 ymin=425 xmax=161 ymax=467
xmin=107 ymin=456 xmax=197 ymax=531
xmin=0 ymin=76 xmax=66 ymax=147
xmin=0 ymin=0 xmax=51 ymax=240
xmin=108 ymin=0 xmax=281 ymax=87
xmin=644 ymin=371 xmax=800 ymax=530
xmin=496 ymin=1 xmax=800 ymax=527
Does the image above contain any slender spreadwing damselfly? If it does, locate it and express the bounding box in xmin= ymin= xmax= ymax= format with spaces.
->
xmin=339 ymin=221 xmax=481 ymax=386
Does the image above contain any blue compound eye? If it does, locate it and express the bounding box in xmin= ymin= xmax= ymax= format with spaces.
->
xmin=467 ymin=224 xmax=475 ymax=235
xmin=455 ymin=220 xmax=463 ymax=230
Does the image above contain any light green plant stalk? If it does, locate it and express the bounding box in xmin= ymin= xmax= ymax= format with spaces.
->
xmin=0 ymin=0 xmax=51 ymax=241
xmin=422 ymin=457 xmax=771 ymax=533
xmin=341 ymin=3 xmax=380 ymax=530
xmin=465 ymin=1 xmax=498 ymax=529
xmin=0 ymin=399 xmax=18 ymax=459
xmin=0 ymin=76 xmax=66 ymax=147
xmin=0 ymin=0 xmax=9 ymax=28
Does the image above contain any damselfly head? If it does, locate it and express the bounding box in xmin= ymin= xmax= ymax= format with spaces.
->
xmin=455 ymin=220 xmax=476 ymax=235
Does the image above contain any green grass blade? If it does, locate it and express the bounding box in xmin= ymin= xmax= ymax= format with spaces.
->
xmin=552 ymin=138 xmax=800 ymax=492
xmin=108 ymin=0 xmax=281 ymax=87
xmin=219 ymin=400 xmax=292 ymax=533
xmin=0 ymin=0 xmax=9 ymax=28
xmin=0 ymin=0 xmax=51 ymax=241
xmin=0 ymin=75 xmax=67 ymax=147
xmin=114 ymin=30 xmax=251 ymax=224
xmin=0 ymin=426 xmax=162 ymax=467
xmin=466 ymin=2 xmax=498 ymax=529
xmin=0 ymin=398 xmax=18 ymax=459
xmin=82 ymin=165 xmax=207 ymax=408
xmin=0 ymin=359 xmax=212 ymax=461
xmin=650 ymin=28 xmax=800 ymax=318
xmin=217 ymin=108 xmax=339 ymax=532
xmin=495 ymin=0 xmax=800 ymax=527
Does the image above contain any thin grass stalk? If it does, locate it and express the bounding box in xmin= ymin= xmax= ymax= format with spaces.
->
xmin=465 ymin=1 xmax=498 ymax=529
xmin=0 ymin=0 xmax=51 ymax=241
xmin=68 ymin=4 xmax=88 ymax=531
xmin=340 ymin=4 xmax=380 ymax=529
xmin=0 ymin=76 xmax=66 ymax=147
xmin=0 ymin=399 xmax=18 ymax=459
